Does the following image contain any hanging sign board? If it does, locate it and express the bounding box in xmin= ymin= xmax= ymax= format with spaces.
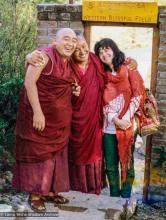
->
xmin=82 ymin=0 xmax=158 ymax=23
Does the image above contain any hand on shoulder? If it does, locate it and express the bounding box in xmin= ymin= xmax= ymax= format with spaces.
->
xmin=26 ymin=50 xmax=48 ymax=67
xmin=126 ymin=57 xmax=138 ymax=71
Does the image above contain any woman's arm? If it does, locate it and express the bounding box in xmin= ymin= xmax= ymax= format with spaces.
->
xmin=122 ymin=96 xmax=141 ymax=122
xmin=122 ymin=69 xmax=144 ymax=123
xmin=104 ymin=102 xmax=131 ymax=130
xmin=112 ymin=116 xmax=131 ymax=130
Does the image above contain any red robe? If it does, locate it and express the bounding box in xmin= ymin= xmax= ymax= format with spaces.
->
xmin=69 ymin=53 xmax=104 ymax=194
xmin=12 ymin=47 xmax=73 ymax=195
xmin=14 ymin=47 xmax=73 ymax=163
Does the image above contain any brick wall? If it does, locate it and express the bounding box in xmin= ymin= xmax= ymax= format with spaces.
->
xmin=148 ymin=6 xmax=166 ymax=203
xmin=37 ymin=4 xmax=83 ymax=47
xmin=37 ymin=4 xmax=166 ymax=202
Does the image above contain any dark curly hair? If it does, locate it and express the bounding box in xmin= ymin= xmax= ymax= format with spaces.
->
xmin=94 ymin=38 xmax=125 ymax=72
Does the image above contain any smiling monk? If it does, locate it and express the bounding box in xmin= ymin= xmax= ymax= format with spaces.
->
xmin=69 ymin=35 xmax=104 ymax=194
xmin=12 ymin=28 xmax=80 ymax=212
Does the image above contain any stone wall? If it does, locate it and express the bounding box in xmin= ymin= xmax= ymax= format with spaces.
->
xmin=148 ymin=6 xmax=166 ymax=203
xmin=37 ymin=4 xmax=83 ymax=47
xmin=37 ymin=4 xmax=166 ymax=202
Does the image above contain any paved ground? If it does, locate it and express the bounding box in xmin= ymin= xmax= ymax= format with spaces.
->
xmin=0 ymin=135 xmax=144 ymax=220
xmin=0 ymin=191 xmax=137 ymax=220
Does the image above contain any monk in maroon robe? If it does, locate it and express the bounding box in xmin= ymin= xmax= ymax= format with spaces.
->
xmin=12 ymin=28 xmax=79 ymax=212
xmin=69 ymin=36 xmax=105 ymax=194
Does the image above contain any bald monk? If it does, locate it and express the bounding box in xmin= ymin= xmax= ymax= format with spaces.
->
xmin=26 ymin=34 xmax=137 ymax=195
xmin=68 ymin=35 xmax=104 ymax=194
xmin=12 ymin=28 xmax=80 ymax=212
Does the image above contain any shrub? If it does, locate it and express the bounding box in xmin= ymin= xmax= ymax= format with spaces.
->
xmin=0 ymin=77 xmax=23 ymax=169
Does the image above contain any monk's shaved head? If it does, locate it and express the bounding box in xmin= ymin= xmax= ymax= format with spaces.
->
xmin=56 ymin=28 xmax=77 ymax=40
xmin=76 ymin=34 xmax=88 ymax=47
xmin=54 ymin=28 xmax=77 ymax=60
xmin=76 ymin=34 xmax=89 ymax=49
xmin=73 ymin=33 xmax=89 ymax=64
xmin=75 ymin=34 xmax=86 ymax=42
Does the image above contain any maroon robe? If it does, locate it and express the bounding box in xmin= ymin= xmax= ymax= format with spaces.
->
xmin=12 ymin=47 xmax=73 ymax=194
xmin=15 ymin=47 xmax=73 ymax=163
xmin=69 ymin=53 xmax=104 ymax=194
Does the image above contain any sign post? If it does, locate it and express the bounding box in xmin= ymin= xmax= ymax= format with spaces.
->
xmin=82 ymin=0 xmax=158 ymax=24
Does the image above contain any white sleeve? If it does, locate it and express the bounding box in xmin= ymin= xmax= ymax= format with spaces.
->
xmin=103 ymin=104 xmax=118 ymax=122
xmin=104 ymin=94 xmax=125 ymax=122
xmin=122 ymin=95 xmax=141 ymax=122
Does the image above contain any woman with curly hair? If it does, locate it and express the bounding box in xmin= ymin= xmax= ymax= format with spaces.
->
xmin=94 ymin=38 xmax=145 ymax=198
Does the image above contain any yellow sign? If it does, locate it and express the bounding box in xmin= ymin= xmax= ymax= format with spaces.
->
xmin=82 ymin=0 xmax=158 ymax=23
